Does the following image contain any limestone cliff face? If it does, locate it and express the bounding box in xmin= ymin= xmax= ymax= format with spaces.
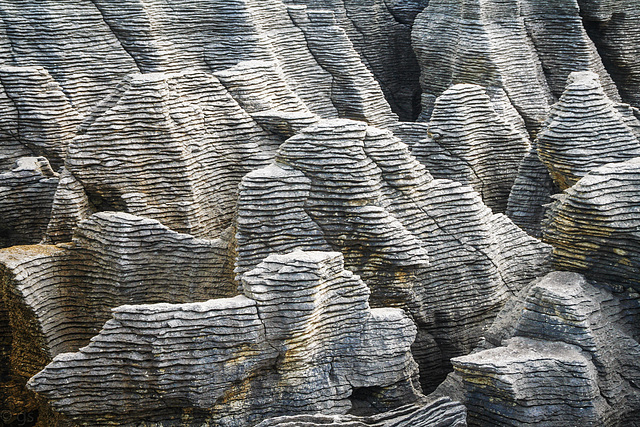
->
xmin=0 ymin=0 xmax=639 ymax=425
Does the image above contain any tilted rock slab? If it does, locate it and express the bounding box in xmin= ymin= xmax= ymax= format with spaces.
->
xmin=29 ymin=251 xmax=422 ymax=426
xmin=0 ymin=157 xmax=58 ymax=248
xmin=542 ymin=158 xmax=640 ymax=290
xmin=451 ymin=271 xmax=640 ymax=425
xmin=0 ymin=212 xmax=236 ymax=418
xmin=283 ymin=0 xmax=424 ymax=120
xmin=403 ymin=84 xmax=531 ymax=213
xmin=236 ymin=119 xmax=552 ymax=390
xmin=256 ymin=397 xmax=467 ymax=427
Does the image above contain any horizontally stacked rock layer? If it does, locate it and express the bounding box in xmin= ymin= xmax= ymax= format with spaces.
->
xmin=411 ymin=0 xmax=626 ymax=131
xmin=451 ymin=271 xmax=640 ymax=425
xmin=506 ymin=71 xmax=640 ymax=237
xmin=237 ymin=118 xmax=551 ymax=390
xmin=542 ymin=158 xmax=640 ymax=289
xmin=256 ymin=397 xmax=467 ymax=427
xmin=0 ymin=212 xmax=236 ymax=418
xmin=29 ymin=251 xmax=422 ymax=426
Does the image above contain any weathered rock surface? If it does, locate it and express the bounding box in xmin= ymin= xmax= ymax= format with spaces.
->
xmin=0 ymin=157 xmax=58 ymax=248
xmin=283 ymin=0 xmax=425 ymax=120
xmin=0 ymin=212 xmax=236 ymax=418
xmin=411 ymin=0 xmax=623 ymax=132
xmin=236 ymin=118 xmax=552 ymax=390
xmin=66 ymin=70 xmax=274 ymax=239
xmin=29 ymin=251 xmax=422 ymax=426
xmin=537 ymin=71 xmax=640 ymax=190
xmin=506 ymin=71 xmax=640 ymax=237
xmin=449 ymin=271 xmax=640 ymax=425
xmin=256 ymin=397 xmax=467 ymax=427
xmin=401 ymin=84 xmax=531 ymax=213
xmin=542 ymin=158 xmax=640 ymax=290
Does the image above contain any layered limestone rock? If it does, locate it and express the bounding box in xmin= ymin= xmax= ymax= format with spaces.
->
xmin=257 ymin=397 xmax=467 ymax=427
xmin=450 ymin=271 xmax=640 ymax=425
xmin=29 ymin=251 xmax=422 ymax=426
xmin=0 ymin=212 xmax=236 ymax=418
xmin=401 ymin=84 xmax=531 ymax=213
xmin=577 ymin=0 xmax=640 ymax=108
xmin=537 ymin=71 xmax=640 ymax=190
xmin=283 ymin=0 xmax=425 ymax=120
xmin=411 ymin=0 xmax=553 ymax=130
xmin=237 ymin=119 xmax=552 ymax=390
xmin=411 ymin=0 xmax=622 ymax=132
xmin=506 ymin=71 xmax=640 ymax=237
xmin=0 ymin=157 xmax=58 ymax=248
xmin=66 ymin=70 xmax=275 ymax=239
xmin=542 ymin=158 xmax=640 ymax=290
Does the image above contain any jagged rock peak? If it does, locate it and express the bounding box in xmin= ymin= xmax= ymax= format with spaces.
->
xmin=29 ymin=250 xmax=422 ymax=426
xmin=537 ymin=71 xmax=640 ymax=190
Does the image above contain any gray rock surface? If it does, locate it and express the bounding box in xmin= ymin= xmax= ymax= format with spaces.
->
xmin=236 ymin=118 xmax=552 ymax=391
xmin=542 ymin=158 xmax=640 ymax=290
xmin=256 ymin=397 xmax=467 ymax=426
xmin=29 ymin=251 xmax=422 ymax=426
xmin=449 ymin=271 xmax=640 ymax=425
xmin=0 ymin=212 xmax=236 ymax=418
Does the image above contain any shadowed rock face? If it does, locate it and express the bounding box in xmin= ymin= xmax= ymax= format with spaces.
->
xmin=28 ymin=251 xmax=422 ymax=426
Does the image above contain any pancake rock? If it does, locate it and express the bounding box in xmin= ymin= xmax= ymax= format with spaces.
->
xmin=283 ymin=0 xmax=425 ymax=120
xmin=236 ymin=119 xmax=552 ymax=390
xmin=0 ymin=157 xmax=58 ymax=248
xmin=0 ymin=66 xmax=81 ymax=170
xmin=411 ymin=0 xmax=553 ymax=130
xmin=29 ymin=251 xmax=422 ymax=426
xmin=537 ymin=71 xmax=640 ymax=190
xmin=578 ymin=0 xmax=640 ymax=108
xmin=0 ymin=212 xmax=235 ymax=418
xmin=450 ymin=271 xmax=640 ymax=425
xmin=507 ymin=71 xmax=640 ymax=237
xmin=66 ymin=69 xmax=274 ymax=239
xmin=542 ymin=158 xmax=640 ymax=290
xmin=287 ymin=8 xmax=398 ymax=127
xmin=256 ymin=397 xmax=467 ymax=427
xmin=403 ymin=84 xmax=531 ymax=213
xmin=411 ymin=0 xmax=623 ymax=132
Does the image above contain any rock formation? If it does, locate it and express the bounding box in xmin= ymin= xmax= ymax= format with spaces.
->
xmin=257 ymin=397 xmax=467 ymax=427
xmin=0 ymin=0 xmax=639 ymax=425
xmin=449 ymin=271 xmax=640 ymax=425
xmin=0 ymin=212 xmax=236 ymax=418
xmin=29 ymin=251 xmax=421 ymax=426
xmin=542 ymin=158 xmax=640 ymax=289
xmin=236 ymin=118 xmax=552 ymax=391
